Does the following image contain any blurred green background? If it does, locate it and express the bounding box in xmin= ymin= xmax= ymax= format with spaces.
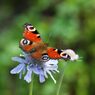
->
xmin=0 ymin=0 xmax=95 ymax=95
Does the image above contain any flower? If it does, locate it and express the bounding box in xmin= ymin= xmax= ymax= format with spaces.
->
xmin=10 ymin=52 xmax=59 ymax=83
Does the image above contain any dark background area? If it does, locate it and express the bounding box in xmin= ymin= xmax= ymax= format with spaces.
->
xmin=0 ymin=0 xmax=95 ymax=95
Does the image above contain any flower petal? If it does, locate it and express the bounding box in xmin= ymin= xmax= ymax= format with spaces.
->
xmin=32 ymin=66 xmax=40 ymax=74
xmin=47 ymin=70 xmax=56 ymax=84
xmin=24 ymin=70 xmax=32 ymax=83
xmin=43 ymin=71 xmax=48 ymax=78
xmin=44 ymin=60 xmax=58 ymax=69
xmin=10 ymin=64 xmax=25 ymax=74
xmin=19 ymin=72 xmax=22 ymax=79
xmin=12 ymin=57 xmax=26 ymax=63
xmin=39 ymin=74 xmax=45 ymax=83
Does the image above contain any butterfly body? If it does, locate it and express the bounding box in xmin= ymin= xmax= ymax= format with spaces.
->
xmin=19 ymin=23 xmax=79 ymax=62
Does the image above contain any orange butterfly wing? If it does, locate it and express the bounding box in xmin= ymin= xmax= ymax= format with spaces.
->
xmin=23 ymin=23 xmax=42 ymax=42
xmin=23 ymin=31 xmax=42 ymax=42
xmin=47 ymin=47 xmax=62 ymax=59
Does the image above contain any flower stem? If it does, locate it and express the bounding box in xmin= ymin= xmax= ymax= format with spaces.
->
xmin=29 ymin=73 xmax=34 ymax=95
xmin=56 ymin=72 xmax=64 ymax=95
xmin=56 ymin=62 xmax=67 ymax=95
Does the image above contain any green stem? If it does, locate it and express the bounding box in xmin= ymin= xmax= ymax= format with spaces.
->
xmin=56 ymin=62 xmax=67 ymax=95
xmin=29 ymin=74 xmax=34 ymax=95
xmin=56 ymin=72 xmax=64 ymax=95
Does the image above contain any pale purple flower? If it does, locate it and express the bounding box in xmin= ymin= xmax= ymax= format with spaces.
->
xmin=10 ymin=52 xmax=59 ymax=83
xmin=10 ymin=54 xmax=31 ymax=79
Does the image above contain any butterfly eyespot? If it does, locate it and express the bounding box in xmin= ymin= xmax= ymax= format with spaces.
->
xmin=27 ymin=26 xmax=33 ymax=31
xmin=20 ymin=38 xmax=32 ymax=45
xmin=60 ymin=52 xmax=71 ymax=60
xmin=41 ymin=54 xmax=50 ymax=62
xmin=60 ymin=52 xmax=68 ymax=58
xmin=27 ymin=26 xmax=36 ymax=31
xmin=62 ymin=53 xmax=66 ymax=56
xmin=29 ymin=26 xmax=34 ymax=30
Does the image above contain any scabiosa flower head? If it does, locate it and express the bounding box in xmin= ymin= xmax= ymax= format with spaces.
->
xmin=10 ymin=52 xmax=59 ymax=83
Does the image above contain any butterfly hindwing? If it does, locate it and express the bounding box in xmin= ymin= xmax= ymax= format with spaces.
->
xmin=47 ymin=47 xmax=62 ymax=59
xmin=47 ymin=47 xmax=71 ymax=60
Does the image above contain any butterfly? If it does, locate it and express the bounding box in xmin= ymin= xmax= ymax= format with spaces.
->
xmin=19 ymin=23 xmax=79 ymax=62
